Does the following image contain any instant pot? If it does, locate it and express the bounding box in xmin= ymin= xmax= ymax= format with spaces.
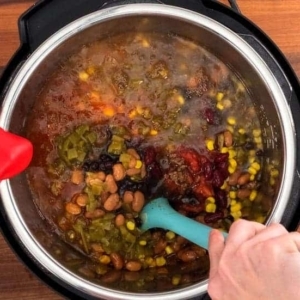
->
xmin=1 ymin=0 xmax=300 ymax=299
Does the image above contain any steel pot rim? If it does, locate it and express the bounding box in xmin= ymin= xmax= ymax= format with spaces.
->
xmin=0 ymin=4 xmax=296 ymax=299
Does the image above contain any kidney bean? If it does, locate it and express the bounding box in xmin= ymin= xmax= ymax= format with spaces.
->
xmin=237 ymin=173 xmax=251 ymax=186
xmin=132 ymin=191 xmax=145 ymax=212
xmin=214 ymin=152 xmax=229 ymax=163
xmin=217 ymin=161 xmax=229 ymax=179
xmin=203 ymin=161 xmax=213 ymax=180
xmin=204 ymin=211 xmax=224 ymax=223
xmin=125 ymin=260 xmax=142 ymax=272
xmin=215 ymin=189 xmax=228 ymax=209
xmin=144 ymin=146 xmax=156 ymax=165
xmin=112 ymin=163 xmax=126 ymax=181
xmin=104 ymin=193 xmax=120 ymax=211
xmin=110 ymin=252 xmax=124 ymax=270
xmin=212 ymin=170 xmax=224 ymax=188
xmin=105 ymin=174 xmax=118 ymax=193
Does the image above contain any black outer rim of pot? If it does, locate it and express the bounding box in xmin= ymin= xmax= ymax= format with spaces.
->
xmin=1 ymin=1 xmax=300 ymax=299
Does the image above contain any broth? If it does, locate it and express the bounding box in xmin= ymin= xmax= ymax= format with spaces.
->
xmin=25 ymin=31 xmax=278 ymax=292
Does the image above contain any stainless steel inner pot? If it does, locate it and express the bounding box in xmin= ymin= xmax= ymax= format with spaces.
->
xmin=0 ymin=4 xmax=296 ymax=300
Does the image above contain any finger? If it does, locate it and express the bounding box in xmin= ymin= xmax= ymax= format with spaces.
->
xmin=208 ymin=229 xmax=225 ymax=279
xmin=247 ymin=223 xmax=288 ymax=246
xmin=270 ymin=231 xmax=300 ymax=253
xmin=225 ymin=219 xmax=266 ymax=251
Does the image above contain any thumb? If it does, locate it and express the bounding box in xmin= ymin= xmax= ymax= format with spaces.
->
xmin=208 ymin=229 xmax=225 ymax=279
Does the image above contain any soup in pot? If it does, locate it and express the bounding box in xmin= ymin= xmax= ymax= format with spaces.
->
xmin=25 ymin=31 xmax=279 ymax=292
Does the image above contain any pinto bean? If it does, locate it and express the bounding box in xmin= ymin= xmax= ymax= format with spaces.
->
xmin=177 ymin=249 xmax=198 ymax=262
xmin=126 ymin=168 xmax=141 ymax=176
xmin=104 ymin=193 xmax=120 ymax=211
xmin=127 ymin=148 xmax=140 ymax=160
xmin=223 ymin=130 xmax=233 ymax=147
xmin=128 ymin=157 xmax=137 ymax=168
xmin=115 ymin=214 xmax=125 ymax=227
xmin=124 ymin=271 xmax=140 ymax=282
xmin=101 ymin=270 xmax=122 ymax=283
xmin=237 ymin=188 xmax=251 ymax=199
xmin=76 ymin=193 xmax=89 ymax=207
xmin=237 ymin=173 xmax=251 ymax=186
xmin=112 ymin=163 xmax=126 ymax=181
xmin=123 ymin=191 xmax=134 ymax=203
xmin=154 ymin=238 xmax=167 ymax=254
xmin=132 ymin=191 xmax=145 ymax=212
xmin=125 ymin=260 xmax=142 ymax=272
xmin=71 ymin=169 xmax=84 ymax=185
xmin=228 ymin=170 xmax=242 ymax=186
xmin=65 ymin=202 xmax=81 ymax=215
xmin=85 ymin=209 xmax=105 ymax=219
xmin=105 ymin=174 xmax=118 ymax=193
xmin=110 ymin=252 xmax=124 ymax=270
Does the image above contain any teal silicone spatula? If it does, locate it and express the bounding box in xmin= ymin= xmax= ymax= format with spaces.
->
xmin=140 ymin=197 xmax=228 ymax=250
xmin=0 ymin=128 xmax=33 ymax=180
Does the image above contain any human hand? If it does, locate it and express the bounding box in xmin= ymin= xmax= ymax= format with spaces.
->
xmin=207 ymin=219 xmax=300 ymax=300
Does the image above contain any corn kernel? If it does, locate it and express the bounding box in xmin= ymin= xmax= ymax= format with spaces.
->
xmin=216 ymin=92 xmax=224 ymax=101
xmin=103 ymin=106 xmax=116 ymax=117
xmin=165 ymin=246 xmax=174 ymax=255
xmin=79 ymin=71 xmax=89 ymax=81
xmin=126 ymin=221 xmax=136 ymax=231
xmin=270 ymin=168 xmax=279 ymax=178
xmin=135 ymin=160 xmax=143 ymax=169
xmin=136 ymin=105 xmax=144 ymax=115
xmin=229 ymin=191 xmax=236 ymax=199
xmin=206 ymin=139 xmax=215 ymax=151
xmin=206 ymin=197 xmax=215 ymax=203
xmin=145 ymin=257 xmax=156 ymax=267
xmin=248 ymin=166 xmax=257 ymax=175
xmin=270 ymin=177 xmax=276 ymax=186
xmin=251 ymin=162 xmax=261 ymax=171
xmin=176 ymin=94 xmax=185 ymax=105
xmin=99 ymin=255 xmax=111 ymax=264
xmin=220 ymin=181 xmax=228 ymax=190
xmin=250 ymin=174 xmax=255 ymax=181
xmin=150 ymin=129 xmax=158 ymax=136
xmin=172 ymin=275 xmax=181 ymax=286
xmin=248 ymin=156 xmax=255 ymax=164
xmin=227 ymin=125 xmax=234 ymax=133
xmin=230 ymin=202 xmax=242 ymax=213
xmin=129 ymin=109 xmax=137 ymax=119
xmin=228 ymin=149 xmax=236 ymax=158
xmin=227 ymin=117 xmax=236 ymax=125
xmin=238 ymin=128 xmax=246 ymax=135
xmin=253 ymin=129 xmax=261 ymax=137
xmin=249 ymin=190 xmax=257 ymax=201
xmin=166 ymin=231 xmax=175 ymax=240
xmin=229 ymin=158 xmax=237 ymax=168
xmin=256 ymin=216 xmax=266 ymax=224
xmin=231 ymin=210 xmax=242 ymax=220
xmin=156 ymin=256 xmax=166 ymax=267
xmin=221 ymin=147 xmax=229 ymax=153
xmin=86 ymin=66 xmax=95 ymax=75
xmin=205 ymin=202 xmax=217 ymax=213
xmin=231 ymin=199 xmax=237 ymax=206
xmin=249 ymin=150 xmax=256 ymax=157
xmin=254 ymin=137 xmax=262 ymax=144
xmin=216 ymin=102 xmax=224 ymax=110
xmin=228 ymin=166 xmax=236 ymax=174
xmin=139 ymin=240 xmax=147 ymax=246
xmin=142 ymin=39 xmax=150 ymax=47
